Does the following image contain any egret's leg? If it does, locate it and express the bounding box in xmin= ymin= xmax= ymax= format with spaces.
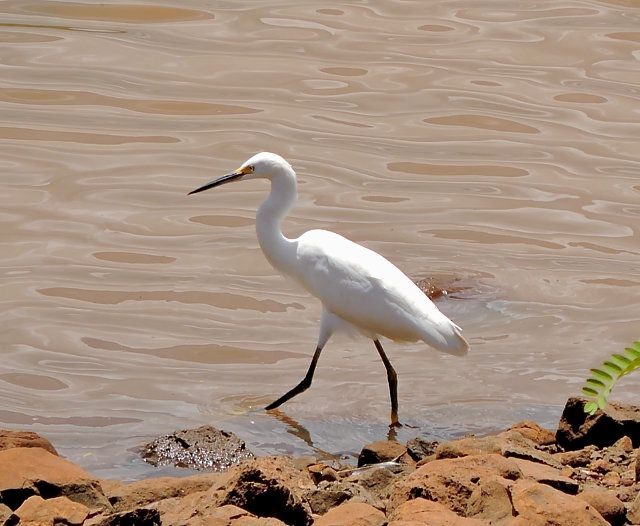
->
xmin=265 ymin=345 xmax=323 ymax=410
xmin=374 ymin=339 xmax=400 ymax=427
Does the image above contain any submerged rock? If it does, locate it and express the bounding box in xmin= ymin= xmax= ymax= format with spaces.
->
xmin=140 ymin=425 xmax=254 ymax=471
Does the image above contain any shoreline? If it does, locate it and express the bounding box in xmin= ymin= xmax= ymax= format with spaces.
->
xmin=1 ymin=397 xmax=640 ymax=525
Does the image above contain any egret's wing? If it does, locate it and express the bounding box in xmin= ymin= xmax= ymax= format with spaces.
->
xmin=291 ymin=230 xmax=465 ymax=354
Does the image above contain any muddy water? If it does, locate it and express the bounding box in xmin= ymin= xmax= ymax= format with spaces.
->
xmin=1 ymin=0 xmax=639 ymax=479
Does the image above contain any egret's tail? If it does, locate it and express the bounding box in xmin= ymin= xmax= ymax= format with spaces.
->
xmin=420 ymin=322 xmax=470 ymax=357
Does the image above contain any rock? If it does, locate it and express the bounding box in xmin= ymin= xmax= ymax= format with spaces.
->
xmin=556 ymin=397 xmax=640 ymax=450
xmin=13 ymin=495 xmax=90 ymax=525
xmin=465 ymin=478 xmax=513 ymax=523
xmin=628 ymin=490 xmax=640 ymax=524
xmin=0 ymin=504 xmax=13 ymax=525
xmin=0 ymin=447 xmax=109 ymax=511
xmin=555 ymin=446 xmax=597 ymax=467
xmin=509 ymin=478 xmax=608 ymax=526
xmin=358 ymin=440 xmax=409 ymax=467
xmin=345 ymin=466 xmax=396 ymax=499
xmin=612 ymin=435 xmax=634 ymax=453
xmin=0 ymin=430 xmax=58 ymax=455
xmin=601 ymin=471 xmax=621 ymax=487
xmin=389 ymin=498 xmax=489 ymax=525
xmin=213 ymin=456 xmax=314 ymax=526
xmin=307 ymin=464 xmax=339 ymax=485
xmin=151 ymin=490 xmax=213 ymax=525
xmin=435 ymin=435 xmax=502 ymax=459
xmin=314 ymin=501 xmax=385 ymax=526
xmin=578 ymin=488 xmax=626 ymax=526
xmin=436 ymin=430 xmax=560 ymax=468
xmin=140 ymin=425 xmax=254 ymax=471
xmin=405 ymin=437 xmax=438 ymax=462
xmin=305 ymin=481 xmax=382 ymax=515
xmin=106 ymin=473 xmax=222 ymax=512
xmin=592 ymin=458 xmax=611 ymax=473
xmin=511 ymin=458 xmax=579 ymax=494
xmin=85 ymin=507 xmax=161 ymax=526
xmin=620 ymin=468 xmax=635 ymax=486
xmin=507 ymin=421 xmax=556 ymax=446
xmin=388 ymin=454 xmax=522 ymax=514
xmin=154 ymin=501 xmax=287 ymax=526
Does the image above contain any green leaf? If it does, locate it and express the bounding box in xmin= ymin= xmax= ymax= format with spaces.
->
xmin=584 ymin=401 xmax=599 ymax=415
xmin=582 ymin=340 xmax=640 ymax=414
xmin=602 ymin=362 xmax=623 ymax=374
xmin=590 ymin=368 xmax=614 ymax=382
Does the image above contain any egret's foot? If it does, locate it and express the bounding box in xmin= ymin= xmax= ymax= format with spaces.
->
xmin=389 ymin=420 xmax=402 ymax=429
xmin=264 ymin=400 xmax=282 ymax=411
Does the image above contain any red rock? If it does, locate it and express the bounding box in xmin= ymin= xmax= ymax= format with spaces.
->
xmin=14 ymin=495 xmax=90 ymax=525
xmin=153 ymin=501 xmax=286 ymax=526
xmin=232 ymin=516 xmax=288 ymax=526
xmin=0 ymin=430 xmax=58 ymax=455
xmin=305 ymin=480 xmax=382 ymax=515
xmin=213 ymin=457 xmax=314 ymax=526
xmin=0 ymin=447 xmax=109 ymax=511
xmin=388 ymin=454 xmax=522 ymax=514
xmin=511 ymin=458 xmax=578 ymax=494
xmin=627 ymin=490 xmax=640 ymax=524
xmin=85 ymin=507 xmax=160 ymax=526
xmin=307 ymin=464 xmax=339 ymax=484
xmin=0 ymin=503 xmax=12 ymax=524
xmin=315 ymin=502 xmax=385 ymax=526
xmin=358 ymin=440 xmax=410 ymax=467
xmin=388 ymin=498 xmax=489 ymax=525
xmin=612 ymin=435 xmax=634 ymax=453
xmin=152 ymin=490 xmax=212 ymax=524
xmin=578 ymin=488 xmax=626 ymax=526
xmin=556 ymin=397 xmax=640 ymax=451
xmin=465 ymin=477 xmax=513 ymax=522
xmin=555 ymin=446 xmax=597 ymax=468
xmin=601 ymin=471 xmax=621 ymax=487
xmin=509 ymin=479 xmax=609 ymax=526
xmin=405 ymin=437 xmax=438 ymax=462
xmin=508 ymin=421 xmax=556 ymax=446
xmin=345 ymin=466 xmax=397 ymax=498
xmin=435 ymin=435 xmax=502 ymax=458
xmin=107 ymin=473 xmax=222 ymax=512
xmin=621 ymin=468 xmax=635 ymax=486
xmin=436 ymin=430 xmax=560 ymax=468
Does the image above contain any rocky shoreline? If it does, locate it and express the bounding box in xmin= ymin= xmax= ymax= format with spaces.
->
xmin=2 ymin=397 xmax=640 ymax=525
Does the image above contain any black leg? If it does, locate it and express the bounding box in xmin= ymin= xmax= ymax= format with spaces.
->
xmin=374 ymin=339 xmax=400 ymax=427
xmin=265 ymin=346 xmax=323 ymax=410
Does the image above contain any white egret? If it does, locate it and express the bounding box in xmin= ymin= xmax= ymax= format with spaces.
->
xmin=189 ymin=152 xmax=469 ymax=426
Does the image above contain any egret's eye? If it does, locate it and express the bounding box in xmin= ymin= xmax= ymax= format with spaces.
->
xmin=248 ymin=165 xmax=255 ymax=172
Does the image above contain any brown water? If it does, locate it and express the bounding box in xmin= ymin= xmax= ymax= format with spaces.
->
xmin=1 ymin=0 xmax=639 ymax=480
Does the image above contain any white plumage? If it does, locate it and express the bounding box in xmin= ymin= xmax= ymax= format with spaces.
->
xmin=189 ymin=152 xmax=469 ymax=426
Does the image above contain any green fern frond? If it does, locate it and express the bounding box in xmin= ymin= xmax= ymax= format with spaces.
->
xmin=582 ymin=340 xmax=640 ymax=415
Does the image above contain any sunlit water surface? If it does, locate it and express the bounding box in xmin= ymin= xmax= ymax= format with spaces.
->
xmin=1 ymin=0 xmax=639 ymax=480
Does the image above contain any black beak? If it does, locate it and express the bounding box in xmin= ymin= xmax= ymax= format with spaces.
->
xmin=188 ymin=171 xmax=244 ymax=195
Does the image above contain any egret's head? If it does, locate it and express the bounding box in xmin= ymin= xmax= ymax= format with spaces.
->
xmin=188 ymin=152 xmax=292 ymax=195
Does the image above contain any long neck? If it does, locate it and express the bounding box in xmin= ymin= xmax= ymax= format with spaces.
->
xmin=256 ymin=169 xmax=298 ymax=277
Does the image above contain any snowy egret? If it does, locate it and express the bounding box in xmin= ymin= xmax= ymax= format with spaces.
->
xmin=189 ymin=152 xmax=469 ymax=426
